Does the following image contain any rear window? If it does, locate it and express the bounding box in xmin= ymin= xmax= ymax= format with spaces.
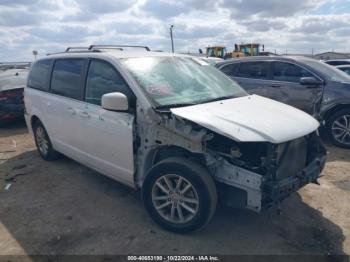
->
xmin=51 ymin=59 xmax=85 ymax=100
xmin=237 ymin=62 xmax=270 ymax=79
xmin=220 ymin=63 xmax=240 ymax=76
xmin=27 ymin=59 xmax=52 ymax=91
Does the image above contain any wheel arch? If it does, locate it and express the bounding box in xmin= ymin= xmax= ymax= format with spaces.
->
xmin=30 ymin=115 xmax=41 ymax=129
xmin=323 ymin=103 xmax=350 ymax=123
xmin=141 ymin=146 xmax=208 ymax=185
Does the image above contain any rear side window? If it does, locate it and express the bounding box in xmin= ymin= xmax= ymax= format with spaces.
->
xmin=272 ymin=62 xmax=312 ymax=83
xmin=237 ymin=62 xmax=270 ymax=79
xmin=85 ymin=60 xmax=134 ymax=106
xmin=51 ymin=59 xmax=85 ymax=100
xmin=220 ymin=63 xmax=239 ymax=76
xmin=27 ymin=59 xmax=52 ymax=91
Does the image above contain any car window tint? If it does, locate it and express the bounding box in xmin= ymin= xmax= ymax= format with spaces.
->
xmin=220 ymin=63 xmax=239 ymax=76
xmin=85 ymin=60 xmax=133 ymax=106
xmin=51 ymin=59 xmax=84 ymax=100
xmin=27 ymin=60 xmax=52 ymax=91
xmin=273 ymin=62 xmax=312 ymax=83
xmin=237 ymin=62 xmax=269 ymax=79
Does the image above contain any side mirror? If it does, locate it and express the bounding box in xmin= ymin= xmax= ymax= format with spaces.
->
xmin=102 ymin=92 xmax=129 ymax=111
xmin=300 ymin=77 xmax=323 ymax=87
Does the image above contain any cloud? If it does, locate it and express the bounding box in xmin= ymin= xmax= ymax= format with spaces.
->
xmin=0 ymin=0 xmax=38 ymax=6
xmin=240 ymin=19 xmax=287 ymax=32
xmin=29 ymin=25 xmax=101 ymax=43
xmin=291 ymin=15 xmax=350 ymax=34
xmin=0 ymin=0 xmax=349 ymax=61
xmin=74 ymin=0 xmax=134 ymax=14
xmin=223 ymin=0 xmax=325 ymax=18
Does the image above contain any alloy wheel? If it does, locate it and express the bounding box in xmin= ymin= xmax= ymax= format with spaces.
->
xmin=151 ymin=174 xmax=199 ymax=224
xmin=331 ymin=114 xmax=350 ymax=146
xmin=36 ymin=126 xmax=49 ymax=156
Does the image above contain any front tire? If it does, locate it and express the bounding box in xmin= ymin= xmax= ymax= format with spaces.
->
xmin=33 ymin=120 xmax=60 ymax=161
xmin=142 ymin=157 xmax=217 ymax=233
xmin=326 ymin=109 xmax=350 ymax=149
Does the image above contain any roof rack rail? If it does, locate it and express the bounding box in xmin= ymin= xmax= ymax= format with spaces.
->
xmin=47 ymin=49 xmax=101 ymax=56
xmin=88 ymin=45 xmax=151 ymax=51
xmin=65 ymin=47 xmax=89 ymax=52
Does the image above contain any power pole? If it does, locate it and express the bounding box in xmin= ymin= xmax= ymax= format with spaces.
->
xmin=32 ymin=50 xmax=38 ymax=61
xmin=170 ymin=25 xmax=174 ymax=53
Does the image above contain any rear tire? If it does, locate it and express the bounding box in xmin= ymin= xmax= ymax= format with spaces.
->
xmin=33 ymin=120 xmax=61 ymax=161
xmin=142 ymin=157 xmax=217 ymax=233
xmin=326 ymin=109 xmax=350 ymax=149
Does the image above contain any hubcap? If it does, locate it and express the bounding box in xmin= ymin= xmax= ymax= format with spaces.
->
xmin=152 ymin=174 xmax=199 ymax=224
xmin=36 ymin=126 xmax=49 ymax=155
xmin=332 ymin=114 xmax=350 ymax=146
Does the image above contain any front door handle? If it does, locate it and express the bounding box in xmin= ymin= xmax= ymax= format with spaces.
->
xmin=270 ymin=85 xmax=281 ymax=88
xmin=79 ymin=111 xmax=90 ymax=118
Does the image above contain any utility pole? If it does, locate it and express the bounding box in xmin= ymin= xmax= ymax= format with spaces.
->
xmin=170 ymin=25 xmax=174 ymax=53
xmin=32 ymin=50 xmax=38 ymax=61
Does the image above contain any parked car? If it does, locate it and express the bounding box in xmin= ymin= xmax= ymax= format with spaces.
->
xmin=0 ymin=67 xmax=29 ymax=124
xmin=324 ymin=59 xmax=350 ymax=66
xmin=24 ymin=46 xmax=326 ymax=233
xmin=216 ymin=56 xmax=350 ymax=148
xmin=336 ymin=65 xmax=350 ymax=75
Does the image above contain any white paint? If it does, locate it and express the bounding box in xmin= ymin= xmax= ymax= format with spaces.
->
xmin=102 ymin=92 xmax=129 ymax=111
xmin=25 ymin=88 xmax=135 ymax=187
xmin=171 ymin=95 xmax=320 ymax=143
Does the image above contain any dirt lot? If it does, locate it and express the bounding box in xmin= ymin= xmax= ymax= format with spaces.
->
xmin=0 ymin=121 xmax=349 ymax=256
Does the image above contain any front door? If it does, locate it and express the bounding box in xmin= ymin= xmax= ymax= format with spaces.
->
xmin=78 ymin=59 xmax=136 ymax=186
xmin=267 ymin=61 xmax=322 ymax=115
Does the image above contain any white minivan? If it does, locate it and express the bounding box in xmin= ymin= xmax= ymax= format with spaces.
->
xmin=25 ymin=45 xmax=327 ymax=233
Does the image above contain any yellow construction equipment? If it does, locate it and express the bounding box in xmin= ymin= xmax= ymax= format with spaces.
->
xmin=206 ymin=46 xmax=227 ymax=59
xmin=205 ymin=43 xmax=263 ymax=59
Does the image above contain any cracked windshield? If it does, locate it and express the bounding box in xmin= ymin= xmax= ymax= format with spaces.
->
xmin=121 ymin=56 xmax=247 ymax=108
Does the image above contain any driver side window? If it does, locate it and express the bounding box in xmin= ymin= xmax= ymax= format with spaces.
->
xmin=85 ymin=60 xmax=134 ymax=106
xmin=272 ymin=62 xmax=312 ymax=83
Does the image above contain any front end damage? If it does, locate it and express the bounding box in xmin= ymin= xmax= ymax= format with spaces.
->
xmin=135 ymin=106 xmax=327 ymax=213
xmin=205 ymin=132 xmax=326 ymax=212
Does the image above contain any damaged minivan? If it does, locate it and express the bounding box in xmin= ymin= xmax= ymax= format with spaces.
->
xmin=24 ymin=45 xmax=327 ymax=233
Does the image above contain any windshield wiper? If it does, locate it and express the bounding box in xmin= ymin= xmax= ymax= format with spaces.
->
xmin=197 ymin=95 xmax=236 ymax=104
xmin=155 ymin=103 xmax=196 ymax=110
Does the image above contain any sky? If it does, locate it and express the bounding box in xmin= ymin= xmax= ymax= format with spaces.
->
xmin=0 ymin=0 xmax=349 ymax=61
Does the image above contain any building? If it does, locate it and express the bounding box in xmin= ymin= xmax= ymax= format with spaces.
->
xmin=313 ymin=52 xmax=350 ymax=60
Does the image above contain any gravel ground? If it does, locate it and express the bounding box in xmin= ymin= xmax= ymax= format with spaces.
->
xmin=0 ymin=121 xmax=349 ymax=256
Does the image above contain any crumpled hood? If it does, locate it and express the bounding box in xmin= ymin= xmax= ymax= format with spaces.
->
xmin=171 ymin=95 xmax=319 ymax=144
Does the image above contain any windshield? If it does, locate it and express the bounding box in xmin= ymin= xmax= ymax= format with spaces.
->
xmin=301 ymin=59 xmax=350 ymax=83
xmin=121 ymin=56 xmax=247 ymax=108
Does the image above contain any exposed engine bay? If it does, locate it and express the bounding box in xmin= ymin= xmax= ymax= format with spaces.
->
xmin=134 ymin=105 xmax=327 ymax=213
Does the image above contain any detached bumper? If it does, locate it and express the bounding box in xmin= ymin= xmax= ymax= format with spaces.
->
xmin=262 ymin=151 xmax=327 ymax=208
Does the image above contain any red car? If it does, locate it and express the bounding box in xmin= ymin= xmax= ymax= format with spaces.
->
xmin=0 ymin=66 xmax=29 ymax=124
